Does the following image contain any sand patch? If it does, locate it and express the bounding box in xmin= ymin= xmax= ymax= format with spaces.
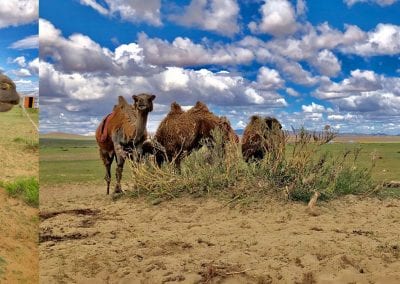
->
xmin=39 ymin=184 xmax=400 ymax=283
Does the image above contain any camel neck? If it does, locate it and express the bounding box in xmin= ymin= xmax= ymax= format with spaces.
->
xmin=134 ymin=110 xmax=148 ymax=144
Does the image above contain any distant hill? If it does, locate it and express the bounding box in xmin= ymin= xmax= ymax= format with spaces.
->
xmin=40 ymin=132 xmax=95 ymax=140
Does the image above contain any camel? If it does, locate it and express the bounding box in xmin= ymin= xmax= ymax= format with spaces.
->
xmin=241 ymin=115 xmax=284 ymax=162
xmin=95 ymin=93 xmax=155 ymax=194
xmin=152 ymin=101 xmax=238 ymax=166
xmin=0 ymin=74 xmax=20 ymax=112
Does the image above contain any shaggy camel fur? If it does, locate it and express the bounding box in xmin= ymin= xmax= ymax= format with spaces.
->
xmin=0 ymin=74 xmax=20 ymax=112
xmin=96 ymin=94 xmax=155 ymax=194
xmin=153 ymin=101 xmax=238 ymax=166
xmin=241 ymin=115 xmax=284 ymax=162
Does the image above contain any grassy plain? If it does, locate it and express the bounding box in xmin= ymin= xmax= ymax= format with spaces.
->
xmin=40 ymin=135 xmax=399 ymax=186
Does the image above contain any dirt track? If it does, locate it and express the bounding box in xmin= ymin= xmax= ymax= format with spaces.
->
xmin=40 ymin=184 xmax=400 ymax=283
xmin=0 ymin=189 xmax=38 ymax=283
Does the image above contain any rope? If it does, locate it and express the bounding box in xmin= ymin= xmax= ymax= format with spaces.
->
xmin=20 ymin=103 xmax=39 ymax=132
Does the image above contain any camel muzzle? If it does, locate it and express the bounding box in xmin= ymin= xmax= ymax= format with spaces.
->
xmin=137 ymin=105 xmax=148 ymax=111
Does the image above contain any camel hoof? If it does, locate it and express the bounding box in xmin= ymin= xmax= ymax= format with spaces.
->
xmin=111 ymin=191 xmax=124 ymax=200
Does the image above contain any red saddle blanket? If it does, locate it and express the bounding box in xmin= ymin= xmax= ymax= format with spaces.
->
xmin=98 ymin=112 xmax=115 ymax=143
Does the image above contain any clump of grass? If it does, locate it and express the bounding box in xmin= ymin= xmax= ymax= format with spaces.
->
xmin=0 ymin=256 xmax=6 ymax=277
xmin=13 ymin=137 xmax=39 ymax=151
xmin=127 ymin=126 xmax=376 ymax=203
xmin=0 ymin=177 xmax=39 ymax=207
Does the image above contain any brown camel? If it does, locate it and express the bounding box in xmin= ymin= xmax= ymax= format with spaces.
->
xmin=242 ymin=115 xmax=284 ymax=162
xmin=153 ymin=101 xmax=238 ymax=166
xmin=95 ymin=93 xmax=155 ymax=194
xmin=0 ymin=74 xmax=20 ymax=112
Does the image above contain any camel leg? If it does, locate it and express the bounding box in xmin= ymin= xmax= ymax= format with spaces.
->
xmin=100 ymin=149 xmax=114 ymax=195
xmin=114 ymin=155 xmax=125 ymax=194
xmin=114 ymin=143 xmax=126 ymax=194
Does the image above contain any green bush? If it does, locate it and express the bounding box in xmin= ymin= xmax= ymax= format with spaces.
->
xmin=1 ymin=177 xmax=39 ymax=207
xmin=127 ymin=127 xmax=377 ymax=203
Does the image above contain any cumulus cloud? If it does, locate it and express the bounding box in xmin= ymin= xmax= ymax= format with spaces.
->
xmin=13 ymin=68 xmax=31 ymax=77
xmin=0 ymin=0 xmax=38 ymax=28
xmin=286 ymin=87 xmax=300 ymax=97
xmin=78 ymin=0 xmax=162 ymax=26
xmin=170 ymin=0 xmax=240 ymax=37
xmin=256 ymin=66 xmax=284 ymax=90
xmin=340 ymin=24 xmax=400 ymax=56
xmin=344 ymin=0 xmax=398 ymax=6
xmin=302 ymin=102 xmax=328 ymax=113
xmin=337 ymin=92 xmax=400 ymax=117
xmin=314 ymin=70 xmax=400 ymax=122
xmin=9 ymin=35 xmax=39 ymax=49
xmin=137 ymin=33 xmax=254 ymax=67
xmin=13 ymin=56 xmax=26 ymax=67
xmin=309 ymin=49 xmax=341 ymax=77
xmin=249 ymin=0 xmax=297 ymax=36
xmin=39 ymin=19 xmax=162 ymax=76
xmin=315 ymin=69 xmax=382 ymax=99
xmin=327 ymin=113 xmax=357 ymax=121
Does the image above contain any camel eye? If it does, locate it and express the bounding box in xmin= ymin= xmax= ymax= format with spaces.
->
xmin=0 ymin=82 xmax=12 ymax=90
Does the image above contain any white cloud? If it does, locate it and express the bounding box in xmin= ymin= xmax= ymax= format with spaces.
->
xmin=256 ymin=66 xmax=284 ymax=90
xmin=170 ymin=0 xmax=240 ymax=37
xmin=13 ymin=68 xmax=31 ymax=77
xmin=302 ymin=102 xmax=327 ymax=113
xmin=344 ymin=0 xmax=398 ymax=6
xmin=39 ymin=19 xmax=162 ymax=76
xmin=310 ymin=49 xmax=341 ymax=77
xmin=327 ymin=113 xmax=357 ymax=121
xmin=296 ymin=0 xmax=307 ymax=15
xmin=286 ymin=87 xmax=299 ymax=97
xmin=79 ymin=0 xmax=108 ymax=15
xmin=28 ymin=58 xmax=39 ymax=75
xmin=315 ymin=69 xmax=382 ymax=99
xmin=9 ymin=35 xmax=39 ymax=49
xmin=137 ymin=33 xmax=254 ymax=67
xmin=78 ymin=0 xmax=162 ymax=26
xmin=0 ymin=0 xmax=38 ymax=28
xmin=13 ymin=56 xmax=26 ymax=67
xmin=341 ymin=24 xmax=400 ymax=56
xmin=249 ymin=0 xmax=297 ymax=36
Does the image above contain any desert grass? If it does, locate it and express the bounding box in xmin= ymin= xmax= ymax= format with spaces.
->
xmin=127 ymin=126 xmax=379 ymax=203
xmin=0 ymin=177 xmax=39 ymax=207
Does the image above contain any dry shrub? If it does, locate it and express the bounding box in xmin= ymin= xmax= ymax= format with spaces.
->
xmin=127 ymin=126 xmax=376 ymax=203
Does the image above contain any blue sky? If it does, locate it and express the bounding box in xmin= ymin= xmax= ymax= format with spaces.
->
xmin=0 ymin=1 xmax=38 ymax=97
xmin=40 ymin=0 xmax=400 ymax=135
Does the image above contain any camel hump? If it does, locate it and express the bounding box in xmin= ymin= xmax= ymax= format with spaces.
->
xmin=170 ymin=102 xmax=184 ymax=114
xmin=250 ymin=115 xmax=261 ymax=123
xmin=190 ymin=101 xmax=209 ymax=113
xmin=117 ymin=96 xmax=129 ymax=107
xmin=265 ymin=116 xmax=282 ymax=129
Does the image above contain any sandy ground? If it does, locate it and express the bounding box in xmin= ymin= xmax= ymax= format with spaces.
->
xmin=39 ymin=184 xmax=400 ymax=284
xmin=0 ymin=189 xmax=39 ymax=283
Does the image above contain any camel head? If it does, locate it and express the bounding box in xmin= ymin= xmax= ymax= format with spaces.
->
xmin=132 ymin=93 xmax=156 ymax=113
xmin=142 ymin=138 xmax=168 ymax=166
xmin=0 ymin=74 xmax=20 ymax=112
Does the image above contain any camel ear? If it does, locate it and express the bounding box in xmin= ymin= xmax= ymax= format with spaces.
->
xmin=150 ymin=94 xmax=156 ymax=101
xmin=250 ymin=115 xmax=260 ymax=122
xmin=132 ymin=95 xmax=138 ymax=103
